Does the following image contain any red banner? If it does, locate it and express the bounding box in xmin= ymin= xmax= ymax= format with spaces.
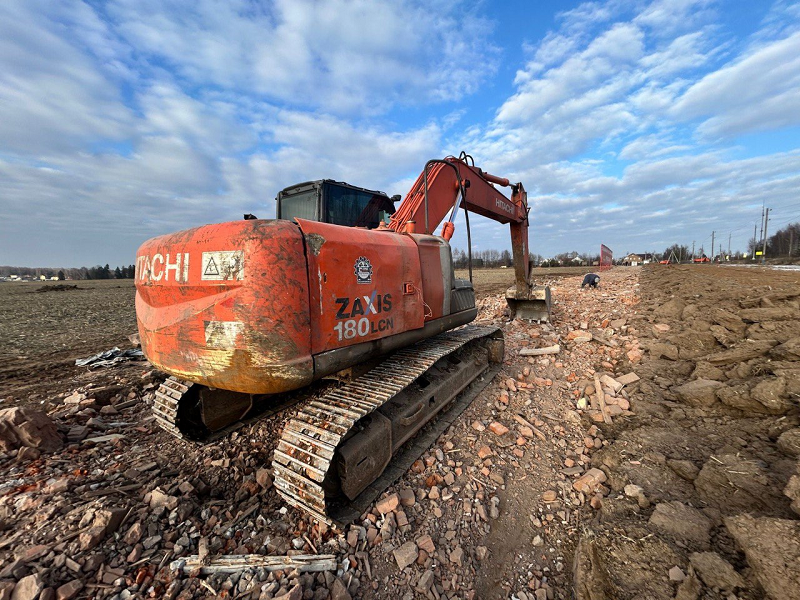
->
xmin=600 ymin=244 xmax=613 ymax=271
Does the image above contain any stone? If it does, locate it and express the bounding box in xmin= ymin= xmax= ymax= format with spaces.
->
xmin=615 ymin=372 xmax=640 ymax=385
xmin=416 ymin=571 xmax=435 ymax=593
xmin=653 ymin=323 xmax=671 ymax=334
xmin=689 ymin=552 xmax=744 ymax=592
xmin=750 ymin=377 xmax=789 ymax=414
xmin=623 ymin=484 xmax=644 ymax=498
xmin=655 ymin=298 xmax=686 ymax=319
xmin=771 ymin=336 xmax=800 ymax=360
xmin=650 ymin=342 xmax=679 ymax=361
xmin=376 ymin=493 xmax=399 ymax=514
xmin=542 ymin=490 xmax=557 ymax=502
xmin=784 ymin=472 xmax=800 ymax=516
xmin=0 ymin=407 xmax=63 ymax=452
xmin=274 ymin=584 xmax=302 ymax=600
xmin=398 ymin=488 xmax=415 ymax=507
xmin=346 ymin=529 xmax=358 ymax=548
xmin=674 ymin=574 xmax=701 ymax=600
xmin=256 ymin=468 xmax=273 ymax=489
xmin=393 ymin=541 xmax=418 ymax=570
xmin=330 ymin=578 xmax=351 ymax=600
xmin=475 ymin=546 xmax=488 ymax=560
xmin=725 ymin=514 xmax=800 ymax=600
xmin=149 ymin=488 xmax=178 ymax=510
xmin=648 ymin=502 xmax=712 ymax=549
xmin=123 ymin=522 xmax=143 ymax=545
xmin=55 ymin=580 xmax=83 ymax=600
xmin=700 ymin=339 xmax=778 ymax=365
xmin=778 ymin=429 xmax=800 ymax=457
xmin=11 ymin=574 xmax=44 ymax=600
xmin=477 ymin=445 xmax=493 ymax=459
xmin=79 ymin=526 xmax=106 ymax=551
xmin=449 ymin=546 xmax=463 ymax=567
xmin=488 ymin=422 xmax=509 ymax=436
xmin=626 ymin=348 xmax=643 ymax=364
xmin=710 ymin=308 xmax=745 ymax=334
xmin=93 ymin=507 xmax=127 ymax=535
xmin=416 ymin=534 xmax=435 ymax=554
xmin=573 ymin=468 xmax=607 ymax=494
xmin=673 ymin=379 xmax=723 ymax=407
xmin=668 ymin=566 xmax=685 ymax=582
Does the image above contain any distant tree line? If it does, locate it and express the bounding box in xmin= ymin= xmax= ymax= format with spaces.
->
xmin=0 ymin=264 xmax=136 ymax=280
xmin=453 ymin=249 xmax=600 ymax=268
xmin=452 ymin=248 xmax=513 ymax=269
xmin=748 ymin=221 xmax=800 ymax=258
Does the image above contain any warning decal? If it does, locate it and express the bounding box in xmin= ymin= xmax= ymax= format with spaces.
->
xmin=201 ymin=251 xmax=244 ymax=281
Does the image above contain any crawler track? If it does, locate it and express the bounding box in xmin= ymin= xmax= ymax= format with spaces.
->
xmin=272 ymin=325 xmax=501 ymax=524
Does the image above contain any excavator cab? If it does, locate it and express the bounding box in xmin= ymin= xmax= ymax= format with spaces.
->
xmin=277 ymin=180 xmax=396 ymax=229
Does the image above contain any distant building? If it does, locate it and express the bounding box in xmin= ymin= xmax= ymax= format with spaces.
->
xmin=622 ymin=253 xmax=654 ymax=266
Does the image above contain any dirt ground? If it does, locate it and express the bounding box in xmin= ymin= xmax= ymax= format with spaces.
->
xmin=1 ymin=265 xmax=799 ymax=600
xmin=0 ymin=280 xmax=137 ymax=404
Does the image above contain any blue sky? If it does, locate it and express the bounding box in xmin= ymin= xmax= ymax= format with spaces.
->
xmin=1 ymin=0 xmax=799 ymax=267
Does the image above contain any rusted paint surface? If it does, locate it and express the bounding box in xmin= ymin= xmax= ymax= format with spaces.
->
xmin=135 ymin=219 xmax=313 ymax=394
xmin=295 ymin=219 xmax=424 ymax=355
xmin=411 ymin=234 xmax=447 ymax=321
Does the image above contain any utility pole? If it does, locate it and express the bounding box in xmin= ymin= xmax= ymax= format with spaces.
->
xmin=711 ymin=231 xmax=715 ymax=262
xmin=692 ymin=240 xmax=695 ymax=260
xmin=753 ymin=222 xmax=758 ymax=261
xmin=760 ymin=204 xmax=765 ymax=243
xmin=762 ymin=208 xmax=769 ymax=264
xmin=790 ymin=228 xmax=795 ymax=258
xmin=728 ymin=233 xmax=731 ymax=258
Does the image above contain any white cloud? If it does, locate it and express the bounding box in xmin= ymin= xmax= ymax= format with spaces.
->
xmin=105 ymin=0 xmax=500 ymax=114
xmin=0 ymin=2 xmax=133 ymax=156
xmin=673 ymin=31 xmax=800 ymax=138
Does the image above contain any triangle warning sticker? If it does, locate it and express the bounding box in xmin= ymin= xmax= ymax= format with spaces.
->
xmin=203 ymin=257 xmax=220 ymax=276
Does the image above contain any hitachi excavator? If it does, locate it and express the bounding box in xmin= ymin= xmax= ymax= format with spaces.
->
xmin=134 ymin=152 xmax=550 ymax=524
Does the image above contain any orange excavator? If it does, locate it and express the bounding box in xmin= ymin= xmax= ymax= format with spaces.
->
xmin=135 ymin=152 xmax=550 ymax=523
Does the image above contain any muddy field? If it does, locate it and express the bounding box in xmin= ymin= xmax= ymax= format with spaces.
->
xmin=0 ymin=280 xmax=137 ymax=404
xmin=1 ymin=265 xmax=798 ymax=600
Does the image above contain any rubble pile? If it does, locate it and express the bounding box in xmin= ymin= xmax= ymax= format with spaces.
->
xmin=1 ymin=269 xmax=646 ymax=599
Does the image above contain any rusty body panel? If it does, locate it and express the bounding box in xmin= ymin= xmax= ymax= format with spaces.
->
xmin=135 ymin=219 xmax=313 ymax=394
xmin=295 ymin=219 xmax=424 ymax=355
xmin=135 ymin=218 xmax=467 ymax=395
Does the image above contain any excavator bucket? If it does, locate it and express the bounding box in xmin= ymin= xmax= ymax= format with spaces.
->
xmin=506 ymin=284 xmax=552 ymax=322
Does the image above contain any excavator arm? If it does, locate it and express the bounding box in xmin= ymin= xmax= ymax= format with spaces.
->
xmin=388 ymin=155 xmax=549 ymax=321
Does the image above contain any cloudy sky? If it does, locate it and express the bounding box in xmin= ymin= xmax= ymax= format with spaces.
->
xmin=2 ymin=0 xmax=800 ymax=267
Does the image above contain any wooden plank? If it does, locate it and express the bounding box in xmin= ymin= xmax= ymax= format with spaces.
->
xmin=519 ymin=344 xmax=560 ymax=357
xmin=173 ymin=554 xmax=337 ymax=574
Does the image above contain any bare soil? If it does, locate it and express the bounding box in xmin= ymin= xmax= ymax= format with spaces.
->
xmin=1 ymin=265 xmax=798 ymax=600
xmin=0 ymin=280 xmax=138 ymax=404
